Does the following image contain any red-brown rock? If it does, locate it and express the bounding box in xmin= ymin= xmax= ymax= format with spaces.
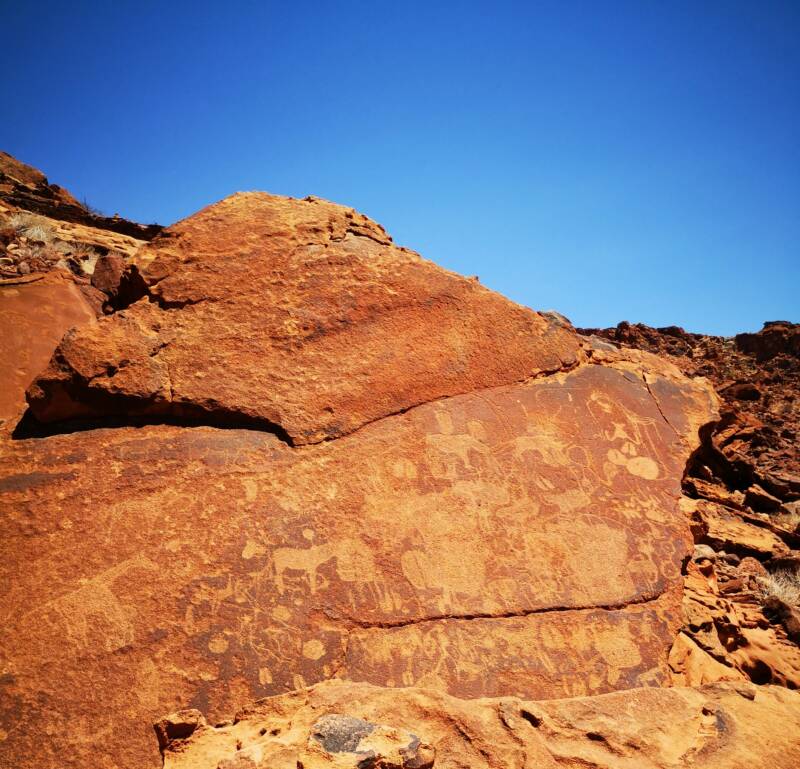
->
xmin=0 ymin=193 xmax=718 ymax=769
xmin=0 ymin=272 xmax=95 ymax=422
xmin=26 ymin=193 xmax=581 ymax=443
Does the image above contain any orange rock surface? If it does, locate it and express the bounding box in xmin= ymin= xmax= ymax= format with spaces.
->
xmin=1 ymin=192 xmax=721 ymax=768
xmin=27 ymin=193 xmax=581 ymax=443
xmin=0 ymin=272 xmax=95 ymax=421
xmin=158 ymin=678 xmax=800 ymax=769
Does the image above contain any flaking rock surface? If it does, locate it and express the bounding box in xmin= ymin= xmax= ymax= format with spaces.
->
xmin=0 ymin=192 xmax=717 ymax=768
xmin=26 ymin=192 xmax=581 ymax=443
xmin=157 ymin=678 xmax=800 ymax=769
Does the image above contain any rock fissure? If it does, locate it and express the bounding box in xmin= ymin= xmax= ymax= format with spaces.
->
xmin=641 ymin=373 xmax=682 ymax=440
xmin=11 ymin=406 xmax=296 ymax=442
xmin=333 ymin=588 xmax=671 ymax=631
xmin=148 ymin=293 xmax=210 ymax=310
xmin=18 ymin=354 xmax=585 ymax=444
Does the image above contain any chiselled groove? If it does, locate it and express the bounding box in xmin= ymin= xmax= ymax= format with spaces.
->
xmin=335 ymin=588 xmax=669 ymax=631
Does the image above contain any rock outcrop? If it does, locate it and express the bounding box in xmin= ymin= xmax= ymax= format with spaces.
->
xmin=25 ymin=192 xmax=581 ymax=442
xmin=578 ymin=321 xmax=800 ymax=688
xmin=0 ymin=150 xmax=161 ymax=240
xmin=0 ymin=151 xmax=161 ymax=428
xmin=578 ymin=320 xmax=800 ymax=498
xmin=0 ymin=188 xmax=719 ymax=768
xmin=157 ymin=679 xmax=800 ymax=769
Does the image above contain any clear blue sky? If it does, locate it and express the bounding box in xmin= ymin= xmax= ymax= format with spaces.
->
xmin=2 ymin=1 xmax=798 ymax=334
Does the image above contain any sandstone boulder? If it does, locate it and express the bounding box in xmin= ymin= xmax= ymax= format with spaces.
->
xmin=26 ymin=193 xmax=581 ymax=443
xmin=0 ymin=193 xmax=717 ymax=769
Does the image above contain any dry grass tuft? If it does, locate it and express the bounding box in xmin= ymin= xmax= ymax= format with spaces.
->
xmin=9 ymin=212 xmax=55 ymax=243
xmin=758 ymin=570 xmax=800 ymax=608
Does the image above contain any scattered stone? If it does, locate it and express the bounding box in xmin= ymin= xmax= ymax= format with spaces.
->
xmin=725 ymin=382 xmax=761 ymax=401
xmin=738 ymin=557 xmax=768 ymax=578
xmin=692 ymin=544 xmax=716 ymax=561
xmin=300 ymin=714 xmax=435 ymax=769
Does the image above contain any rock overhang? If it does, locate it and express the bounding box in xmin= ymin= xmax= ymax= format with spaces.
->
xmin=25 ymin=192 xmax=582 ymax=444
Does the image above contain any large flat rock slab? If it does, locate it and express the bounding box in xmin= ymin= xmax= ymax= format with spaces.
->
xmin=0 ymin=354 xmax=714 ymax=768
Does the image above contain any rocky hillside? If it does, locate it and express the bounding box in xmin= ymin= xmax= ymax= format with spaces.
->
xmin=0 ymin=153 xmax=162 ymax=419
xmin=0 ymin=153 xmax=798 ymax=769
xmin=0 ymin=150 xmax=160 ymax=290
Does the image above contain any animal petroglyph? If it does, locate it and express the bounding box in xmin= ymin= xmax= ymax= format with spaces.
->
xmin=273 ymin=540 xmax=377 ymax=595
xmin=12 ymin=555 xmax=157 ymax=661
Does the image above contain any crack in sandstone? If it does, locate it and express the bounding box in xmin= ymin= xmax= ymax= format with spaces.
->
xmin=584 ymin=354 xmax=685 ymax=442
xmin=330 ymin=588 xmax=670 ymax=631
xmin=641 ymin=373 xmax=682 ymax=439
xmin=12 ymin=405 xmax=295 ymax=442
xmin=302 ymin=354 xmax=585 ymax=448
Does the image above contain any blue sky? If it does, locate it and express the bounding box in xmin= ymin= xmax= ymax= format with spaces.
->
xmin=2 ymin=1 xmax=798 ymax=334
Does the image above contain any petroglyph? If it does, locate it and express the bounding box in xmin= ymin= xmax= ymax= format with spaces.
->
xmin=11 ymin=555 xmax=157 ymax=663
xmin=273 ymin=540 xmax=377 ymax=595
xmin=0 ymin=358 xmax=714 ymax=769
xmin=339 ymin=594 xmax=678 ymax=698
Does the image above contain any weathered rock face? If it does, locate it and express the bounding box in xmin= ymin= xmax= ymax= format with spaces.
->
xmin=578 ymin=321 xmax=800 ymax=687
xmin=0 ymin=273 xmax=95 ymax=422
xmin=158 ymin=679 xmax=800 ymax=769
xmin=26 ymin=193 xmax=580 ymax=443
xmin=578 ymin=320 xmax=800 ymax=504
xmin=0 ymin=193 xmax=717 ymax=768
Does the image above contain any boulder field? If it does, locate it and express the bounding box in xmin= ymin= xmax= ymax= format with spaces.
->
xmin=0 ymin=165 xmax=797 ymax=768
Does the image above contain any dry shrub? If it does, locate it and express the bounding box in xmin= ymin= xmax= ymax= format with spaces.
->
xmin=9 ymin=212 xmax=55 ymax=243
xmin=71 ymin=242 xmax=98 ymax=258
xmin=758 ymin=570 xmax=800 ymax=608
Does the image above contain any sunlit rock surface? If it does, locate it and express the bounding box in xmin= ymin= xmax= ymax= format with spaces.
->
xmin=0 ymin=191 xmax=717 ymax=768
